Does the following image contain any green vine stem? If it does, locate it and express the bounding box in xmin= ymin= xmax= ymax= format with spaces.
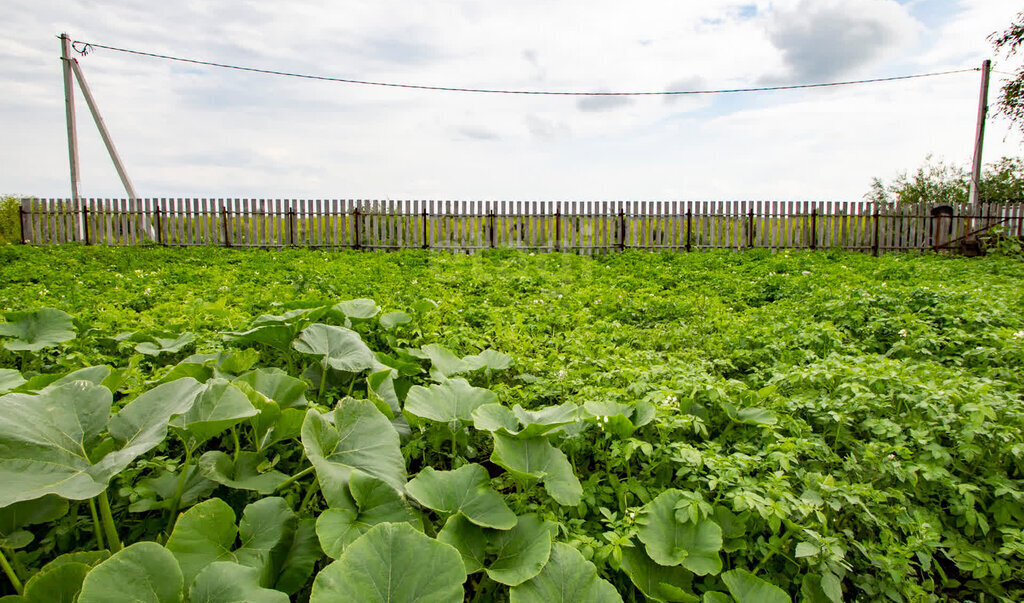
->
xmin=165 ymin=446 xmax=193 ymax=534
xmin=89 ymin=497 xmax=106 ymax=550
xmin=97 ymin=491 xmax=122 ymax=553
xmin=274 ymin=465 xmax=315 ymax=493
xmin=0 ymin=547 xmax=22 ymax=595
xmin=318 ymin=362 xmax=329 ymax=403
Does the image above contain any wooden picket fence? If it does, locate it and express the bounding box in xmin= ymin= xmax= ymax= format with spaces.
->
xmin=17 ymin=198 xmax=1024 ymax=254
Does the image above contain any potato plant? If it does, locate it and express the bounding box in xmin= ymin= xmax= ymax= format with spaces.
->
xmin=0 ymin=246 xmax=1021 ymax=601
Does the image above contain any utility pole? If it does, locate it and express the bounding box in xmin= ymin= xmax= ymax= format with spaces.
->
xmin=968 ymin=59 xmax=991 ymax=209
xmin=60 ymin=33 xmax=81 ymax=205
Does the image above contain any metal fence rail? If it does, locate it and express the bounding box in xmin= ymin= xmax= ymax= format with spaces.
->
xmin=18 ymin=198 xmax=1024 ymax=254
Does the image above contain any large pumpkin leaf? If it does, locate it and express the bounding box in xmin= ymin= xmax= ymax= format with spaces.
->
xmin=233 ymin=497 xmax=298 ymax=586
xmin=0 ymin=309 xmax=76 ymax=352
xmin=78 ymin=542 xmax=184 ymax=603
xmin=619 ymin=544 xmax=698 ymax=602
xmin=233 ymin=368 xmax=308 ymax=409
xmin=406 ymin=464 xmax=516 ymax=529
xmin=436 ymin=513 xmax=553 ymax=585
xmin=473 ymin=403 xmax=579 ymax=438
xmin=463 ymin=349 xmax=512 ymax=372
xmin=310 ymin=522 xmax=466 ymax=603
xmin=721 ymin=569 xmax=791 ymax=603
xmin=510 ymin=542 xmax=622 ymax=602
xmin=292 ymin=324 xmax=376 ymax=373
xmin=0 ymin=382 xmax=117 ymax=506
xmin=316 ymin=472 xmax=420 ymax=558
xmin=0 ymin=495 xmax=69 ymax=538
xmin=0 ymin=369 xmax=26 ymax=394
xmin=165 ymin=498 xmax=238 ymax=586
xmin=4 ymin=552 xmax=108 ymax=603
xmin=300 ymin=400 xmax=407 ymax=506
xmin=420 ymin=343 xmax=469 ymax=378
xmin=484 ymin=514 xmax=552 ymax=586
xmin=405 ymin=378 xmax=498 ymax=426
xmin=334 ymin=299 xmax=380 ymax=320
xmin=189 ymin=562 xmax=288 ymax=603
xmin=636 ymin=490 xmax=723 ymax=575
xmin=135 ymin=332 xmax=195 ymax=356
xmin=490 ymin=433 xmax=582 ymax=506
xmin=168 ymin=379 xmax=258 ymax=450
xmin=128 ymin=465 xmax=216 ymax=513
xmin=198 ymin=451 xmax=287 ymax=494
xmin=274 ymin=518 xmax=322 ymax=595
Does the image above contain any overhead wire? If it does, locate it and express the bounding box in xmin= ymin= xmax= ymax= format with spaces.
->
xmin=71 ymin=39 xmax=979 ymax=97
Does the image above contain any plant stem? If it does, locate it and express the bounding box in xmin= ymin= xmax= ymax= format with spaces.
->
xmin=97 ymin=490 xmax=122 ymax=553
xmin=318 ymin=362 xmax=329 ymax=403
xmin=0 ymin=547 xmax=22 ymax=595
xmin=166 ymin=446 xmax=193 ymax=535
xmin=89 ymin=497 xmax=106 ymax=550
xmin=275 ymin=465 xmax=315 ymax=492
xmin=232 ymin=427 xmax=241 ymax=463
xmin=300 ymin=481 xmax=321 ymax=513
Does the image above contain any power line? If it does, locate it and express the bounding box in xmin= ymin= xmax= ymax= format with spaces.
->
xmin=71 ymin=38 xmax=978 ymax=97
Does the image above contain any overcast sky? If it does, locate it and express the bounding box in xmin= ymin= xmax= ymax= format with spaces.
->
xmin=3 ymin=0 xmax=1022 ymax=202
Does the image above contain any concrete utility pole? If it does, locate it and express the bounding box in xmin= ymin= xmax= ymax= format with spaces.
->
xmin=968 ymin=59 xmax=991 ymax=209
xmin=60 ymin=33 xmax=81 ymax=204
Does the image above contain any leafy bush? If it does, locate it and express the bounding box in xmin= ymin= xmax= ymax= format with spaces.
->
xmin=866 ymin=156 xmax=1024 ymax=206
xmin=0 ymin=196 xmax=21 ymax=245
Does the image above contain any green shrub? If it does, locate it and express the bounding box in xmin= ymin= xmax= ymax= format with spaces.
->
xmin=0 ymin=196 xmax=22 ymax=245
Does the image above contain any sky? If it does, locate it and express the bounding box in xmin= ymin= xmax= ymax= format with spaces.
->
xmin=2 ymin=0 xmax=1022 ymax=202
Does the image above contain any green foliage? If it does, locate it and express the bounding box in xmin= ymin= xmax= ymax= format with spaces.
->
xmin=0 ymin=247 xmax=1023 ymax=600
xmin=866 ymin=155 xmax=1024 ymax=205
xmin=990 ymin=12 xmax=1024 ymax=134
xmin=0 ymin=197 xmax=20 ymax=246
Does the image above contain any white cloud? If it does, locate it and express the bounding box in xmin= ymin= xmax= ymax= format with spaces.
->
xmin=1 ymin=0 xmax=1020 ymax=202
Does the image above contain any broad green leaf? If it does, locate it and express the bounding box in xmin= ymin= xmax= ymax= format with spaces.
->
xmin=129 ymin=465 xmax=216 ymax=513
xmin=300 ymin=400 xmax=407 ymax=506
xmin=406 ymin=464 xmax=516 ymax=529
xmin=721 ymin=569 xmax=790 ymax=603
xmin=234 ymin=368 xmax=308 ymax=409
xmin=190 ymin=562 xmax=288 ymax=603
xmin=0 ymin=495 xmax=69 ymax=536
xmin=367 ymin=369 xmax=400 ymax=416
xmin=293 ymin=324 xmax=376 ymax=373
xmin=334 ymin=298 xmax=380 ymax=320
xmin=619 ymin=545 xmax=698 ymax=602
xmin=510 ymin=542 xmax=622 ymax=602
xmin=169 ymin=379 xmax=258 ymax=449
xmin=380 ymin=311 xmax=412 ymax=330
xmin=463 ymin=349 xmax=513 ymax=372
xmin=485 ymin=514 xmax=552 ymax=586
xmin=0 ymin=309 xmax=76 ymax=352
xmin=274 ymin=519 xmax=322 ymax=595
xmin=636 ymin=490 xmax=722 ymax=575
xmin=310 ymin=522 xmax=466 ymax=603
xmin=234 ymin=497 xmax=297 ymax=585
xmin=405 ymin=378 xmax=497 ymax=425
xmin=473 ymin=403 xmax=579 ymax=439
xmin=0 ymin=368 xmax=25 ymax=394
xmin=165 ymin=498 xmax=238 ymax=586
xmin=135 ymin=332 xmax=195 ymax=356
xmin=78 ymin=542 xmax=184 ymax=603
xmin=702 ymin=594 xmax=733 ymax=603
xmin=16 ymin=562 xmax=91 ymax=603
xmin=472 ymin=404 xmax=520 ymax=433
xmin=0 ymin=530 xmax=32 ymax=549
xmin=41 ymin=366 xmax=122 ymax=393
xmin=0 ymin=382 xmax=118 ymax=506
xmin=316 ymin=472 xmax=419 ymax=558
xmin=158 ymin=363 xmax=213 ymax=384
xmin=795 ymin=541 xmax=819 ymax=558
xmin=198 ymin=451 xmax=287 ymax=494
xmin=107 ymin=378 xmax=206 ymax=456
xmin=437 ymin=513 xmax=488 ymax=574
xmin=420 ymin=343 xmax=469 ymax=378
xmin=490 ymin=433 xmax=582 ymax=505
xmin=719 ymin=401 xmax=777 ymax=426
xmin=225 ymin=324 xmax=298 ymax=352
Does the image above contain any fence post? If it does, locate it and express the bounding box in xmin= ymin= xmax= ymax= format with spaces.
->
xmin=810 ymin=207 xmax=817 ymax=250
xmin=421 ymin=207 xmax=428 ymax=249
xmin=18 ymin=201 xmax=26 ymax=244
xmin=872 ymin=205 xmax=881 ymax=256
xmin=287 ymin=203 xmax=296 ymax=246
xmin=686 ymin=208 xmax=692 ymax=252
xmin=353 ymin=206 xmax=361 ymax=250
xmin=488 ymin=210 xmax=495 ymax=248
xmin=82 ymin=204 xmax=91 ymax=245
xmin=618 ymin=209 xmax=626 ymax=251
xmin=747 ymin=207 xmax=754 ymax=249
xmin=221 ymin=204 xmax=232 ymax=248
xmin=154 ymin=203 xmax=164 ymax=245
xmin=554 ymin=205 xmax=561 ymax=252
